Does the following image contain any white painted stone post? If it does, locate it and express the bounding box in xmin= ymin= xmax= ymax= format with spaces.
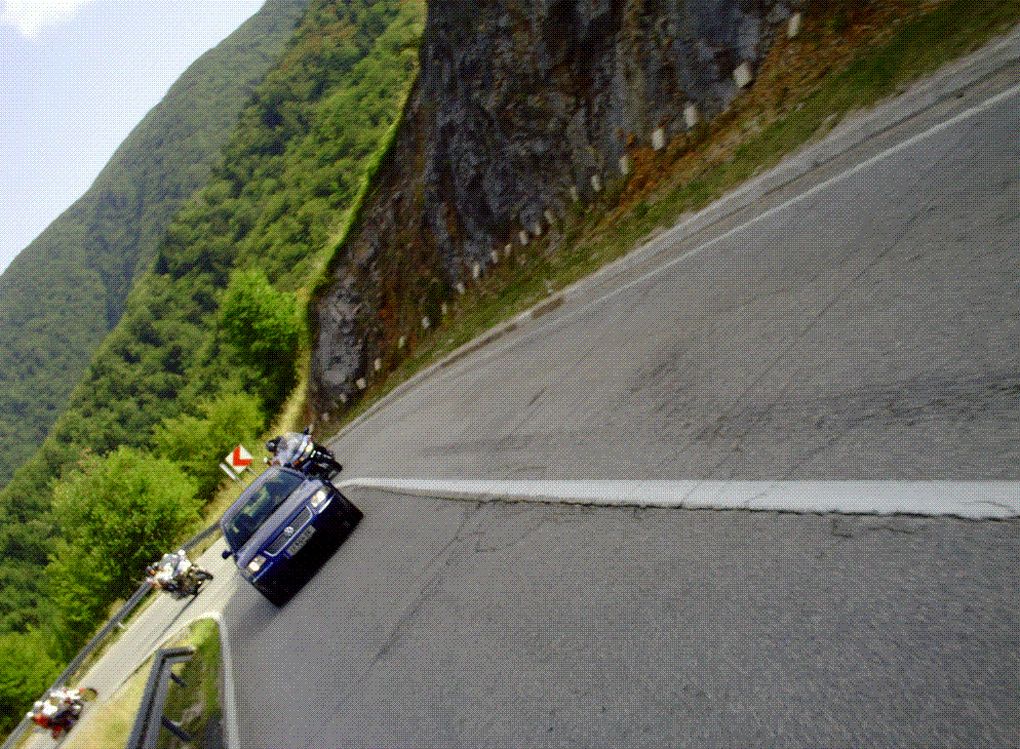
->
xmin=591 ymin=174 xmax=603 ymax=192
xmin=652 ymin=127 xmax=666 ymax=151
xmin=504 ymin=243 xmax=513 ymax=258
xmin=544 ymin=209 xmax=556 ymax=226
xmin=490 ymin=250 xmax=499 ymax=264
xmin=373 ymin=358 xmax=382 ymax=372
xmin=684 ymin=102 xmax=700 ymax=129
xmin=339 ymin=394 xmax=348 ymax=405
xmin=618 ymin=155 xmax=631 ymax=176
xmin=398 ymin=336 xmax=406 ymax=349
xmin=787 ymin=12 xmax=802 ymax=39
xmin=441 ymin=302 xmax=448 ymax=316
xmin=472 ymin=262 xmax=481 ymax=280
xmin=733 ymin=62 xmax=753 ymax=88
xmin=519 ymin=230 xmax=529 ymax=246
xmin=569 ymin=186 xmax=580 ymax=203
xmin=456 ymin=282 xmax=466 ymax=295
xmin=356 ymin=377 xmax=367 ymax=391
xmin=421 ymin=316 xmax=431 ymax=330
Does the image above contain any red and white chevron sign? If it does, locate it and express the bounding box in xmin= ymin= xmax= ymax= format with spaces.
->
xmin=226 ymin=444 xmax=253 ymax=472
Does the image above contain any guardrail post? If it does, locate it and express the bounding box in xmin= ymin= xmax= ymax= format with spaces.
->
xmin=161 ymin=716 xmax=193 ymax=743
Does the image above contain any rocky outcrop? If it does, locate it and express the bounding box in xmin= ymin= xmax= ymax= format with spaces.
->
xmin=312 ymin=0 xmax=798 ymax=413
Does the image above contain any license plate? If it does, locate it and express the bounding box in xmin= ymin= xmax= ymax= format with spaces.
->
xmin=286 ymin=525 xmax=315 ymax=557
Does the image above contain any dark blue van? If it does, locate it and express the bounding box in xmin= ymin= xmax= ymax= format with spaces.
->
xmin=220 ymin=467 xmax=362 ymax=605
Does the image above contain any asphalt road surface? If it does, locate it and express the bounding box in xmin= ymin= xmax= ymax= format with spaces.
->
xmin=227 ymin=489 xmax=1020 ymax=748
xmin=330 ymin=69 xmax=1020 ymax=482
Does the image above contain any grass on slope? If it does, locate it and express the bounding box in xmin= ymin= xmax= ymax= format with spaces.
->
xmin=60 ymin=619 xmax=222 ymax=749
xmin=319 ymin=0 xmax=1020 ymax=435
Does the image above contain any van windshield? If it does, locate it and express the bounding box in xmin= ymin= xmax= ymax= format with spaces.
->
xmin=224 ymin=470 xmax=305 ymax=549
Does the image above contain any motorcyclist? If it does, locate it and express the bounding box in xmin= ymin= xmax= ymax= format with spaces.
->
xmin=27 ymin=689 xmax=79 ymax=737
xmin=146 ymin=549 xmax=192 ymax=593
xmin=265 ymin=427 xmax=342 ymax=477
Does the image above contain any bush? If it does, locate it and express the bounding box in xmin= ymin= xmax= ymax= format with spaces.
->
xmin=152 ymin=392 xmax=265 ymax=498
xmin=47 ymin=448 xmax=199 ymax=651
xmin=0 ymin=629 xmax=59 ymax=734
xmin=219 ymin=269 xmax=301 ymax=408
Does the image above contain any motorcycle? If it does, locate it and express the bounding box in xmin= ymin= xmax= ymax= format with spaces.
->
xmin=27 ymin=686 xmax=97 ymax=739
xmin=265 ymin=427 xmax=342 ymax=480
xmin=146 ymin=550 xmax=214 ymax=599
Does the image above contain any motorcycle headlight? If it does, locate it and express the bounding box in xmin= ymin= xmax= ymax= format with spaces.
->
xmin=247 ymin=555 xmax=267 ymax=574
xmin=310 ymin=488 xmax=331 ymax=509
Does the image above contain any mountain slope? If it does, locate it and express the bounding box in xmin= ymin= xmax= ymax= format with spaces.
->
xmin=0 ymin=0 xmax=308 ymax=488
xmin=0 ymin=2 xmax=424 ymax=727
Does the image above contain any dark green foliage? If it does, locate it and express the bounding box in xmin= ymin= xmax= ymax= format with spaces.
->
xmin=219 ymin=270 xmax=302 ymax=409
xmin=0 ymin=0 xmax=309 ymax=489
xmin=46 ymin=448 xmax=200 ymax=655
xmin=0 ymin=0 xmax=424 ymax=726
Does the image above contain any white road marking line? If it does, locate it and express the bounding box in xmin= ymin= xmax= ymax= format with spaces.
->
xmin=340 ymin=478 xmax=1020 ymax=519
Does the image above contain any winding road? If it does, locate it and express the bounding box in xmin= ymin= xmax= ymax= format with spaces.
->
xmin=39 ymin=39 xmax=1020 ymax=749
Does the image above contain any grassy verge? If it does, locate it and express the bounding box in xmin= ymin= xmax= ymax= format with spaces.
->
xmin=317 ymin=0 xmax=1020 ymax=436
xmin=61 ymin=619 xmax=222 ymax=749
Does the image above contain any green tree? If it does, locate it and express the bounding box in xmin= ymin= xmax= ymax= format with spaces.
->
xmin=219 ymin=269 xmax=302 ymax=408
xmin=0 ymin=630 xmax=59 ymax=734
xmin=47 ymin=448 xmax=199 ymax=651
xmin=152 ymin=393 xmax=265 ymax=497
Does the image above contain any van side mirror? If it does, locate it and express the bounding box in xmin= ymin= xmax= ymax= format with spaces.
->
xmin=221 ymin=549 xmax=233 ymax=560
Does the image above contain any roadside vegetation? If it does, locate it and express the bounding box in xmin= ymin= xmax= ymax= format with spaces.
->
xmin=59 ymin=618 xmax=222 ymax=749
xmin=0 ymin=0 xmax=307 ymax=491
xmin=0 ymin=0 xmax=425 ymax=732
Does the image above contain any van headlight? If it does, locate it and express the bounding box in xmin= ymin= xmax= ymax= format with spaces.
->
xmin=310 ymin=488 xmax=331 ymax=510
xmin=247 ymin=555 xmax=267 ymax=574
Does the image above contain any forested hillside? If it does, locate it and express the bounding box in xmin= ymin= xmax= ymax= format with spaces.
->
xmin=0 ymin=0 xmax=425 ymax=731
xmin=0 ymin=0 xmax=307 ymax=489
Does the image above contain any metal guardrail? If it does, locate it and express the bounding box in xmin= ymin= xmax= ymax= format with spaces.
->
xmin=1 ymin=521 xmax=220 ymax=749
xmin=126 ymin=647 xmax=195 ymax=749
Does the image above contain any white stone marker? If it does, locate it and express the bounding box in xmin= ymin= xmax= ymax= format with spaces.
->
xmin=504 ymin=243 xmax=513 ymax=258
xmin=398 ymin=336 xmax=406 ymax=349
xmin=441 ymin=302 xmax=448 ymax=316
xmin=569 ymin=186 xmax=580 ymax=203
xmin=531 ymin=222 xmax=543 ymax=238
xmin=519 ymin=230 xmax=529 ymax=246
xmin=374 ymin=358 xmax=382 ymax=372
xmin=490 ymin=250 xmax=500 ymax=264
xmin=339 ymin=394 xmax=348 ymax=405
xmin=652 ymin=127 xmax=666 ymax=151
xmin=472 ymin=262 xmax=481 ymax=280
xmin=544 ymin=209 xmax=556 ymax=226
xmin=356 ymin=377 xmax=367 ymax=391
xmin=733 ymin=62 xmax=753 ymax=88
xmin=684 ymin=102 xmax=700 ymax=129
xmin=787 ymin=12 xmax=802 ymax=38
xmin=455 ymin=282 xmax=466 ymax=295
xmin=591 ymin=173 xmax=603 ymax=192
xmin=618 ymin=155 xmax=631 ymax=176
xmin=421 ymin=316 xmax=431 ymax=330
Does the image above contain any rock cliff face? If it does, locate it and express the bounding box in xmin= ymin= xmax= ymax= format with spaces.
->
xmin=312 ymin=0 xmax=797 ymax=412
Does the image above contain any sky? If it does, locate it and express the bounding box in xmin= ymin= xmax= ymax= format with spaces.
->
xmin=0 ymin=0 xmax=267 ymax=274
